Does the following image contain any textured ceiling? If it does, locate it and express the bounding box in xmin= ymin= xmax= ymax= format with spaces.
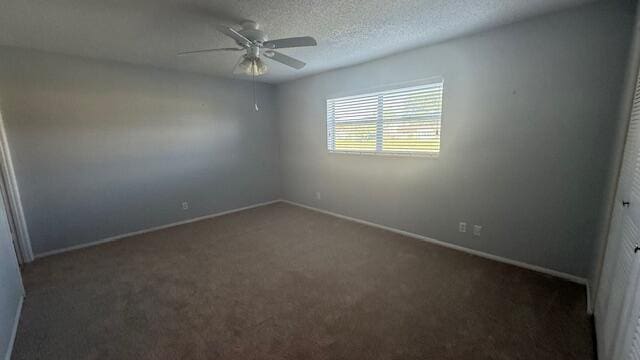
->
xmin=0 ymin=0 xmax=595 ymax=83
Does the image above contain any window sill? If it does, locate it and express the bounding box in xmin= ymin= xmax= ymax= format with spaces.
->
xmin=327 ymin=150 xmax=439 ymax=158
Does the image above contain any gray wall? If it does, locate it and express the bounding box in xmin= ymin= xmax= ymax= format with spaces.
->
xmin=275 ymin=1 xmax=635 ymax=278
xmin=0 ymin=188 xmax=23 ymax=358
xmin=0 ymin=47 xmax=280 ymax=255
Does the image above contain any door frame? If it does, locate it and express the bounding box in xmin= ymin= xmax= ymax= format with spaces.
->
xmin=0 ymin=108 xmax=33 ymax=263
xmin=594 ymin=11 xmax=640 ymax=310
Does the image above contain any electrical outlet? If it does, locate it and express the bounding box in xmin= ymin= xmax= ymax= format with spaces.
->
xmin=315 ymin=192 xmax=322 ymax=200
xmin=182 ymin=201 xmax=189 ymax=210
xmin=473 ymin=225 xmax=482 ymax=237
xmin=459 ymin=222 xmax=467 ymax=233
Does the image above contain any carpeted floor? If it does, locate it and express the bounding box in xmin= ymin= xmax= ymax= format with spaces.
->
xmin=13 ymin=202 xmax=593 ymax=359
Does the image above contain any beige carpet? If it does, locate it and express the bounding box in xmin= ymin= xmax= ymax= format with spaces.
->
xmin=13 ymin=202 xmax=593 ymax=359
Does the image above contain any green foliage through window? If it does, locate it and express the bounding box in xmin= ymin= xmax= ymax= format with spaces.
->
xmin=327 ymin=80 xmax=443 ymax=156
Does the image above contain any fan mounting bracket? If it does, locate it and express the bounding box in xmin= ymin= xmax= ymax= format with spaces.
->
xmin=237 ymin=22 xmax=268 ymax=47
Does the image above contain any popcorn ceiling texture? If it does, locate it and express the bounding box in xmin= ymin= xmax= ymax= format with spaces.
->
xmin=0 ymin=0 xmax=594 ymax=83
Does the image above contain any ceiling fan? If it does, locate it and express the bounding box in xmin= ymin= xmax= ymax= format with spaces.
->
xmin=178 ymin=21 xmax=317 ymax=77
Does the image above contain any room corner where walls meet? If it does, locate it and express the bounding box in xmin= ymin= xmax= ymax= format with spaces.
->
xmin=273 ymin=0 xmax=637 ymax=280
xmin=0 ymin=0 xmax=635 ymax=288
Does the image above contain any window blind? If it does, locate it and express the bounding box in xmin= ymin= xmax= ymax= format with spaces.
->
xmin=327 ymin=80 xmax=443 ymax=156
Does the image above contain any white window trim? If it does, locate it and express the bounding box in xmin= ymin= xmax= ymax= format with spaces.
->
xmin=325 ymin=77 xmax=444 ymax=158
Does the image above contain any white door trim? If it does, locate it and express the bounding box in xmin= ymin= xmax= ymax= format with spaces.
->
xmin=0 ymin=109 xmax=33 ymax=262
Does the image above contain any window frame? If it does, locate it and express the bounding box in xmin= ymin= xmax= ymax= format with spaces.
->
xmin=325 ymin=77 xmax=444 ymax=158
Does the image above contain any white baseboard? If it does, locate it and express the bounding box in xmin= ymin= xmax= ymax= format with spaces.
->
xmin=35 ymin=200 xmax=280 ymax=259
xmin=281 ymin=199 xmax=588 ymax=286
xmin=33 ymin=198 xmax=590 ymax=312
xmin=4 ymin=295 xmax=23 ymax=360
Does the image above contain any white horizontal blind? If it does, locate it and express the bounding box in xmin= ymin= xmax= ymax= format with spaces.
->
xmin=327 ymin=80 xmax=443 ymax=155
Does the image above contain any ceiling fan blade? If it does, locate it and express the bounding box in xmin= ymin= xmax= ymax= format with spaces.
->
xmin=264 ymin=51 xmax=306 ymax=69
xmin=216 ymin=25 xmax=252 ymax=47
xmin=263 ymin=36 xmax=317 ymax=49
xmin=178 ymin=47 xmax=243 ymax=56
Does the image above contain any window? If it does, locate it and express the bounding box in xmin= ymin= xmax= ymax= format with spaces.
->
xmin=327 ymin=79 xmax=443 ymax=156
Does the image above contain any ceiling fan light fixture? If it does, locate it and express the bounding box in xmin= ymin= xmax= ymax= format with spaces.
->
xmin=238 ymin=56 xmax=268 ymax=76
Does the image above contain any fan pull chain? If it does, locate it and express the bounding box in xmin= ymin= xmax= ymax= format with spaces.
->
xmin=253 ymin=64 xmax=259 ymax=112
